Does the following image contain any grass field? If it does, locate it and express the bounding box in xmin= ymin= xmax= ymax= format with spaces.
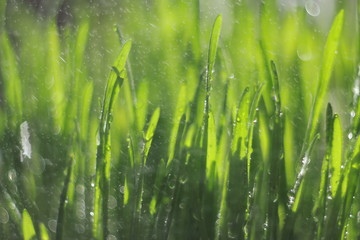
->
xmin=0 ymin=0 xmax=360 ymax=239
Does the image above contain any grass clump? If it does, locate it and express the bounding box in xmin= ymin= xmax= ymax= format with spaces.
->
xmin=0 ymin=0 xmax=360 ymax=239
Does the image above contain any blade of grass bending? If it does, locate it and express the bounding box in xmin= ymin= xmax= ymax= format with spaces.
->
xmin=301 ymin=10 xmax=344 ymax=156
xmin=115 ymin=25 xmax=137 ymax=107
xmin=55 ymin=157 xmax=73 ymax=240
xmin=22 ymin=209 xmax=36 ymax=240
xmin=93 ymin=41 xmax=131 ymax=240
xmin=143 ymin=107 xmax=161 ymax=165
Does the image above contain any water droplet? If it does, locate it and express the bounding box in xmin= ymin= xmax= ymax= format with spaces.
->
xmin=8 ymin=169 xmax=17 ymax=181
xmin=305 ymin=0 xmax=320 ymax=17
xmin=20 ymin=121 xmax=32 ymax=162
xmin=168 ymin=179 xmax=176 ymax=189
xmin=179 ymin=176 xmax=188 ymax=184
xmin=48 ymin=219 xmax=57 ymax=233
xmin=348 ymin=133 xmax=353 ymax=140
xmin=75 ymin=224 xmax=85 ymax=234
xmin=0 ymin=207 xmax=9 ymax=224
xmin=107 ymin=235 xmax=117 ymax=240
xmin=179 ymin=203 xmax=185 ymax=209
xmin=119 ymin=185 xmax=125 ymax=194
xmin=351 ymin=111 xmax=356 ymax=118
xmin=76 ymin=185 xmax=85 ymax=195
xmin=108 ymin=195 xmax=117 ymax=209
xmin=90 ymin=211 xmax=94 ymax=216
xmin=91 ymin=183 xmax=95 ymax=188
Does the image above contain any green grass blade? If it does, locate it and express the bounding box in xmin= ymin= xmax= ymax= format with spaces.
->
xmin=305 ymin=10 xmax=344 ymax=151
xmin=312 ymin=104 xmax=332 ymax=239
xmin=93 ymin=41 xmax=131 ymax=240
xmin=22 ymin=209 xmax=36 ymax=240
xmin=144 ymin=107 xmax=161 ymax=165
xmin=207 ymin=14 xmax=222 ymax=87
xmin=290 ymin=133 xmax=320 ymax=213
xmin=55 ymin=158 xmax=73 ymax=240
xmin=329 ymin=114 xmax=342 ymax=197
xmin=39 ymin=223 xmax=49 ymax=240
xmin=0 ymin=32 xmax=23 ymax=124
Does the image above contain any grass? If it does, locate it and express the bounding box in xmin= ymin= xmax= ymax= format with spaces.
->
xmin=0 ymin=0 xmax=360 ymax=239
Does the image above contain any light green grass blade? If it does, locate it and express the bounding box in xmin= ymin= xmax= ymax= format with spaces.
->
xmin=93 ymin=41 xmax=131 ymax=240
xmin=144 ymin=107 xmax=161 ymax=164
xmin=207 ymin=14 xmax=222 ymax=87
xmin=0 ymin=32 xmax=23 ymax=124
xmin=22 ymin=209 xmax=36 ymax=240
xmin=306 ymin=10 xmax=344 ymax=149
xmin=47 ymin=23 xmax=65 ymax=130
xmin=39 ymin=223 xmax=49 ymax=240
xmin=329 ymin=114 xmax=342 ymax=197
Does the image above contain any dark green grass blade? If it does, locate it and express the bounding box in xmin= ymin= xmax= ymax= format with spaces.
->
xmin=93 ymin=41 xmax=131 ymax=240
xmin=312 ymin=104 xmax=333 ymax=239
xmin=55 ymin=158 xmax=73 ymax=240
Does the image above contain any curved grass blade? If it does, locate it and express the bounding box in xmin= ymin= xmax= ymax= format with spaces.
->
xmin=144 ymin=107 xmax=161 ymax=165
xmin=22 ymin=209 xmax=36 ymax=240
xmin=93 ymin=41 xmax=131 ymax=240
xmin=302 ymin=10 xmax=344 ymax=155
xmin=207 ymin=14 xmax=222 ymax=84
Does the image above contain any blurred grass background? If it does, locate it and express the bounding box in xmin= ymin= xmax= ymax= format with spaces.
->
xmin=0 ymin=0 xmax=359 ymax=239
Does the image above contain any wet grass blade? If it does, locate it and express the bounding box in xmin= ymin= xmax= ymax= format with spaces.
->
xmin=303 ymin=10 xmax=344 ymax=153
xmin=329 ymin=114 xmax=342 ymax=198
xmin=22 ymin=209 xmax=36 ymax=240
xmin=55 ymin=158 xmax=73 ymax=240
xmin=93 ymin=41 xmax=131 ymax=240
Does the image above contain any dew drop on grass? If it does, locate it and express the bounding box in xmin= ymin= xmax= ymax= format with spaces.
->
xmin=76 ymin=185 xmax=85 ymax=194
xmin=357 ymin=211 xmax=360 ymax=223
xmin=75 ymin=224 xmax=85 ymax=234
xmin=348 ymin=133 xmax=353 ymax=140
xmin=108 ymin=195 xmax=117 ymax=209
xmin=350 ymin=110 xmax=356 ymax=118
xmin=107 ymin=235 xmax=117 ymax=240
xmin=8 ymin=169 xmax=17 ymax=181
xmin=305 ymin=0 xmax=320 ymax=17
xmin=90 ymin=211 xmax=94 ymax=216
xmin=0 ymin=207 xmax=9 ymax=224
xmin=91 ymin=182 xmax=95 ymax=188
xmin=20 ymin=121 xmax=32 ymax=162
xmin=48 ymin=219 xmax=57 ymax=233
xmin=119 ymin=185 xmax=125 ymax=194
xmin=179 ymin=175 xmax=188 ymax=184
